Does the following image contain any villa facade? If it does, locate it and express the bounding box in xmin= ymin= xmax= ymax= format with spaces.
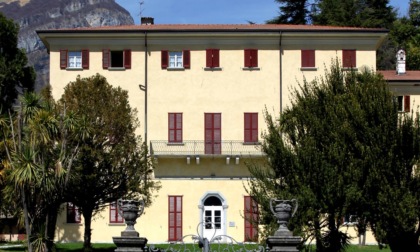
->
xmin=34 ymin=21 xmax=394 ymax=244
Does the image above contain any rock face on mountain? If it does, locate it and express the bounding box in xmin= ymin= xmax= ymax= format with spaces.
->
xmin=0 ymin=0 xmax=134 ymax=90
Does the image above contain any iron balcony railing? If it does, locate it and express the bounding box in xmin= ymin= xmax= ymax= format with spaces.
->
xmin=150 ymin=140 xmax=264 ymax=157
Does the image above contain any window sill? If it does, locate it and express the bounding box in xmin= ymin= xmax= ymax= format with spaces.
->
xmin=242 ymin=67 xmax=260 ymax=71
xmin=167 ymin=67 xmax=185 ymax=71
xmin=66 ymin=67 xmax=83 ymax=71
xmin=243 ymin=142 xmax=261 ymax=145
xmin=341 ymin=67 xmax=358 ymax=71
xmin=204 ymin=67 xmax=222 ymax=71
xmin=300 ymin=67 xmax=318 ymax=71
xmin=108 ymin=223 xmax=125 ymax=226
xmin=167 ymin=142 xmax=185 ymax=146
xmin=108 ymin=67 xmax=126 ymax=71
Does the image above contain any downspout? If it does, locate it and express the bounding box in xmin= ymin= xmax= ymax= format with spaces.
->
xmin=144 ymin=32 xmax=148 ymax=144
xmin=279 ymin=31 xmax=283 ymax=114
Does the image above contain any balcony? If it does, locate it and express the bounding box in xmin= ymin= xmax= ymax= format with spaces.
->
xmin=150 ymin=140 xmax=264 ymax=157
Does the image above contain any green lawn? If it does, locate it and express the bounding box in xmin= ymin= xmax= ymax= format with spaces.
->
xmin=0 ymin=242 xmax=391 ymax=252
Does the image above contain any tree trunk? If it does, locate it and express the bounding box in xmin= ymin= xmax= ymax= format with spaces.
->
xmin=45 ymin=205 xmax=59 ymax=252
xmin=362 ymin=231 xmax=366 ymax=246
xmin=22 ymin=191 xmax=32 ymax=252
xmin=314 ymin=218 xmax=324 ymax=252
xmin=83 ymin=209 xmax=93 ymax=252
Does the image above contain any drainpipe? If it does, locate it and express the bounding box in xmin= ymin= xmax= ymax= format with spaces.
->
xmin=279 ymin=31 xmax=283 ymax=113
xmin=144 ymin=32 xmax=148 ymax=144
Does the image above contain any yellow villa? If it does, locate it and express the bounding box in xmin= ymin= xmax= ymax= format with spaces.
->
xmin=32 ymin=20 xmax=399 ymax=245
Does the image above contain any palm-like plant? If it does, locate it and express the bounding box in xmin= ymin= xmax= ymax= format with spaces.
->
xmin=1 ymin=91 xmax=85 ymax=252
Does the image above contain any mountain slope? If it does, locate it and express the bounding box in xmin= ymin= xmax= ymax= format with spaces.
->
xmin=0 ymin=0 xmax=134 ymax=89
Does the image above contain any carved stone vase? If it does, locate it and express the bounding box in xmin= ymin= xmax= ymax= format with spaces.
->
xmin=269 ymin=199 xmax=298 ymax=236
xmin=113 ymin=199 xmax=148 ymax=252
xmin=266 ymin=198 xmax=301 ymax=252
xmin=118 ymin=199 xmax=144 ymax=236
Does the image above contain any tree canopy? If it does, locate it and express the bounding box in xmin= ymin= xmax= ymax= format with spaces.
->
xmin=266 ymin=0 xmax=309 ymax=24
xmin=59 ymin=74 xmax=160 ymax=251
xmin=0 ymin=12 xmax=35 ymax=113
xmin=248 ymin=62 xmax=420 ymax=252
xmin=388 ymin=1 xmax=420 ymax=70
xmin=0 ymin=88 xmax=85 ymax=252
xmin=312 ymin=0 xmax=396 ymax=28
xmin=267 ymin=0 xmax=396 ymax=28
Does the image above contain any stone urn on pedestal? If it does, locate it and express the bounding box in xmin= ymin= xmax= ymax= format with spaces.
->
xmin=266 ymin=199 xmax=301 ymax=252
xmin=113 ymin=199 xmax=148 ymax=252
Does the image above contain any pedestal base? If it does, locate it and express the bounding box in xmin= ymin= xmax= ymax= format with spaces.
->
xmin=113 ymin=236 xmax=148 ymax=252
xmin=266 ymin=236 xmax=301 ymax=252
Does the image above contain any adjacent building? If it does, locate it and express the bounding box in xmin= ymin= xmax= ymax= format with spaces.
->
xmin=35 ymin=21 xmax=389 ymax=244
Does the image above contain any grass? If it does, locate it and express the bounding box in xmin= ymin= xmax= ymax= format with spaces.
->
xmin=0 ymin=242 xmax=391 ymax=252
xmin=0 ymin=243 xmax=116 ymax=252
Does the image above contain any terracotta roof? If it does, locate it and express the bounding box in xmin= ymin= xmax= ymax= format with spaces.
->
xmin=378 ymin=70 xmax=420 ymax=81
xmin=37 ymin=24 xmax=388 ymax=33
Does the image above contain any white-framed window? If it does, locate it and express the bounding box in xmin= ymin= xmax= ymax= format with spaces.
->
xmin=60 ymin=49 xmax=89 ymax=70
xmin=169 ymin=51 xmax=183 ymax=68
xmin=397 ymin=95 xmax=410 ymax=112
xmin=161 ymin=50 xmax=190 ymax=69
xmin=68 ymin=51 xmax=82 ymax=69
xmin=66 ymin=202 xmax=81 ymax=223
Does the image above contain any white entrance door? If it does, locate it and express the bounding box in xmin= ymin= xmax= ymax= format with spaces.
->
xmin=203 ymin=205 xmax=224 ymax=241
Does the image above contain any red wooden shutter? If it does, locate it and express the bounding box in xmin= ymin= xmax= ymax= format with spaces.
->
xmin=205 ymin=113 xmax=212 ymax=154
xmin=60 ymin=50 xmax=68 ymax=69
xmin=168 ymin=113 xmax=182 ymax=143
xmin=183 ymin=50 xmax=190 ymax=69
xmin=244 ymin=196 xmax=258 ymax=242
xmin=404 ymin=96 xmax=410 ymax=112
xmin=244 ymin=113 xmax=258 ymax=143
xmin=175 ymin=113 xmax=182 ymax=142
xmin=343 ymin=49 xmax=356 ymax=68
xmin=245 ymin=49 xmax=258 ymax=67
xmin=214 ymin=114 xmax=221 ymax=154
xmin=169 ymin=113 xmax=175 ymax=142
xmin=168 ymin=196 xmax=182 ymax=241
xmin=102 ymin=49 xmax=110 ymax=69
xmin=206 ymin=49 xmax=220 ymax=68
xmin=161 ymin=50 xmax=168 ymax=69
xmin=301 ymin=50 xmax=315 ymax=68
xmin=244 ymin=49 xmax=251 ymax=67
xmin=124 ymin=49 xmax=131 ymax=69
xmin=251 ymin=49 xmax=258 ymax=67
xmin=82 ymin=49 xmax=89 ymax=69
xmin=206 ymin=49 xmax=212 ymax=68
xmin=205 ymin=113 xmax=221 ymax=154
xmin=206 ymin=49 xmax=219 ymax=68
xmin=213 ymin=49 xmax=220 ymax=67
xmin=244 ymin=113 xmax=251 ymax=142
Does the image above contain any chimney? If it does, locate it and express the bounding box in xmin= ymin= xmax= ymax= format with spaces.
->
xmin=141 ymin=17 xmax=154 ymax=25
xmin=396 ymin=49 xmax=406 ymax=75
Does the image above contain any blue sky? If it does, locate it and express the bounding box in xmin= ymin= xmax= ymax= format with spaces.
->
xmin=115 ymin=0 xmax=410 ymax=25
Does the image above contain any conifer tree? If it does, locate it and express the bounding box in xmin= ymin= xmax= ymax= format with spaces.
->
xmin=267 ymin=0 xmax=309 ymax=24
xmin=312 ymin=0 xmax=396 ymax=28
